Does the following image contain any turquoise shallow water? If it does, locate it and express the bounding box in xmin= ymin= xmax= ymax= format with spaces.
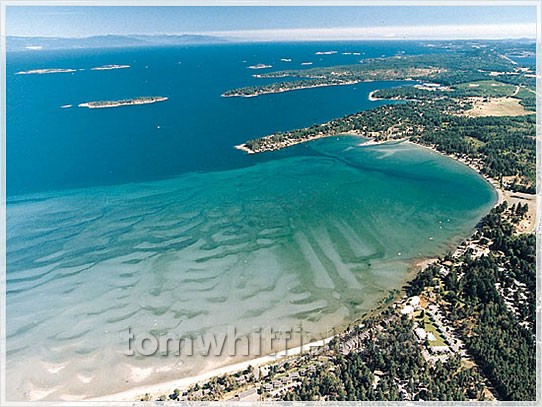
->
xmin=6 ymin=42 xmax=495 ymax=400
xmin=6 ymin=137 xmax=495 ymax=400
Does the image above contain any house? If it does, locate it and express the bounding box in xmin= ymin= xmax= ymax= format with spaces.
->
xmin=414 ymin=327 xmax=427 ymax=341
xmin=409 ymin=296 xmax=421 ymax=308
xmin=401 ymin=305 xmax=415 ymax=315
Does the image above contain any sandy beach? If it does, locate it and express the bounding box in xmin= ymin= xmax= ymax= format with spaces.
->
xmin=234 ymin=143 xmax=256 ymax=154
xmin=90 ymin=336 xmax=333 ymax=402
xmin=357 ymin=137 xmax=408 ymax=147
xmin=368 ymin=90 xmax=383 ymax=101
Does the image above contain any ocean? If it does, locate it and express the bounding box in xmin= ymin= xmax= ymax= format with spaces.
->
xmin=6 ymin=41 xmax=496 ymax=400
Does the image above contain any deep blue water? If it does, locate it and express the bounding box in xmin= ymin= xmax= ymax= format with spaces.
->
xmin=7 ymin=41 xmax=443 ymax=197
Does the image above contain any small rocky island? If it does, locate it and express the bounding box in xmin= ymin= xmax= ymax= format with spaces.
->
xmin=78 ymin=96 xmax=168 ymax=109
xmin=90 ymin=64 xmax=131 ymax=70
xmin=247 ymin=64 xmax=272 ymax=69
xmin=15 ymin=68 xmax=76 ymax=75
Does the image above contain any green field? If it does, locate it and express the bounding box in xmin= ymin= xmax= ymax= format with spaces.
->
xmin=415 ymin=313 xmax=447 ymax=347
xmin=455 ymin=80 xmax=517 ymax=98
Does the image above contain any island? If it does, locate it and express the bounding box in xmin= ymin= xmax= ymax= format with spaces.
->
xmin=90 ymin=64 xmax=131 ymax=70
xmin=15 ymin=68 xmax=76 ymax=75
xmin=247 ymin=64 xmax=272 ymax=70
xmin=78 ymin=96 xmax=168 ymax=109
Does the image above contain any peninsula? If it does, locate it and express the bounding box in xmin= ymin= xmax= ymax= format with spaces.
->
xmin=222 ymin=47 xmax=534 ymax=99
xmin=230 ymin=47 xmax=535 ymax=194
xmin=223 ymin=79 xmax=360 ymax=97
xmin=78 ymin=96 xmax=168 ymax=109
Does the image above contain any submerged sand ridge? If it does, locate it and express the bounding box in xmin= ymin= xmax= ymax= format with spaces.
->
xmin=6 ymin=138 xmax=495 ymax=400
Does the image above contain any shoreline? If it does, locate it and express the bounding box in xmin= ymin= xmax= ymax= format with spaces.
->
xmin=368 ymin=89 xmax=414 ymax=102
xmin=92 ymin=136 xmax=516 ymax=403
xmin=222 ymin=80 xmax=360 ymax=98
xmin=234 ymin=143 xmax=256 ymax=154
xmin=368 ymin=90 xmax=383 ymax=101
xmin=89 ymin=255 xmax=456 ymax=402
xmin=236 ymin=128 xmax=532 ymax=230
xmin=90 ymin=337 xmax=334 ymax=402
xmin=406 ymin=140 xmax=536 ymax=233
xmin=78 ymin=96 xmax=168 ymax=109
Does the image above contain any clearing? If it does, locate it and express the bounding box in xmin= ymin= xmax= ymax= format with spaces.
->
xmin=464 ymin=97 xmax=532 ymax=117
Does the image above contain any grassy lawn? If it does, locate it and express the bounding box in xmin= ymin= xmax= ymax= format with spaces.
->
xmin=456 ymin=80 xmax=517 ymax=98
xmin=422 ymin=314 xmax=447 ymax=347
xmin=464 ymin=136 xmax=485 ymax=149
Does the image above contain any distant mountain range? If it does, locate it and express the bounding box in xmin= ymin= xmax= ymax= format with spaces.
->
xmin=7 ymin=34 xmax=228 ymax=51
xmin=7 ymin=35 xmax=536 ymax=52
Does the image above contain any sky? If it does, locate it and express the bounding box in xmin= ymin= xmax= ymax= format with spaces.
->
xmin=6 ymin=5 xmax=538 ymax=40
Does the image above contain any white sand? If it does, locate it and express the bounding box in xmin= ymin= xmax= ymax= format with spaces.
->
xmin=90 ymin=337 xmax=332 ymax=402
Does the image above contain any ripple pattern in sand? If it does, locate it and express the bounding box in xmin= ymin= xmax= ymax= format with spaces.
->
xmin=6 ymin=142 xmax=495 ymax=400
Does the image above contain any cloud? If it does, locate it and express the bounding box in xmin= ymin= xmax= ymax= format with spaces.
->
xmin=202 ymin=23 xmax=536 ymax=41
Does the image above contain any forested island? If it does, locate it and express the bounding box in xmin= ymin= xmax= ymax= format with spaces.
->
xmin=78 ymin=96 xmax=168 ymax=109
